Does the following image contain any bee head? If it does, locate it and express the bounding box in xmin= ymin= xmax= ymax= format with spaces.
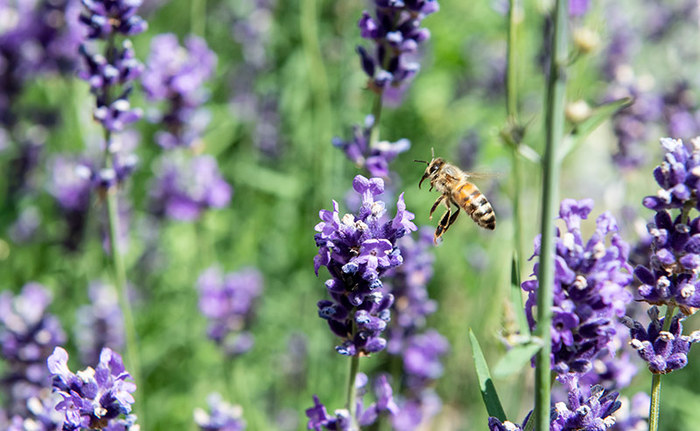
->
xmin=418 ymin=156 xmax=444 ymax=189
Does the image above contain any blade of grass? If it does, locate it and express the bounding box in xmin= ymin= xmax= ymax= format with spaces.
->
xmin=469 ymin=329 xmax=507 ymax=422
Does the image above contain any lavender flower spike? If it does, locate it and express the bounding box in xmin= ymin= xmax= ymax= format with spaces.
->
xmin=621 ymin=306 xmax=700 ymax=374
xmin=357 ymin=0 xmax=439 ymax=99
xmin=551 ymin=374 xmax=621 ymax=431
xmin=314 ymin=175 xmax=417 ymax=356
xmin=48 ymin=346 xmax=137 ymax=431
xmin=522 ymin=199 xmax=633 ymax=374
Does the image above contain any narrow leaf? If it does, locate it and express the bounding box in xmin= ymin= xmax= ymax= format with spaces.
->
xmin=493 ymin=341 xmax=542 ymax=378
xmin=558 ymin=97 xmax=633 ymax=162
xmin=469 ymin=329 xmax=507 ymax=421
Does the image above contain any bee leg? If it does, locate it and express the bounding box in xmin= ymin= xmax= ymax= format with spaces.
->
xmin=446 ymin=207 xmax=460 ymax=229
xmin=434 ymin=207 xmax=452 ymax=243
xmin=429 ymin=195 xmax=446 ymax=220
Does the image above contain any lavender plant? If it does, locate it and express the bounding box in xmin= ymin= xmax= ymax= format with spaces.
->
xmin=522 ymin=199 xmax=634 ymax=374
xmin=150 ymin=154 xmax=232 ymax=222
xmin=306 ymin=373 xmax=399 ymax=430
xmin=0 ymin=283 xmax=65 ymax=418
xmin=75 ymin=0 xmax=148 ymax=413
xmin=48 ymin=346 xmax=137 ymax=430
xmin=142 ymin=33 xmax=216 ymax=150
xmin=196 ymin=266 xmax=263 ymax=357
xmin=313 ymin=174 xmax=416 ymax=424
xmin=193 ymin=393 xmax=246 ymax=431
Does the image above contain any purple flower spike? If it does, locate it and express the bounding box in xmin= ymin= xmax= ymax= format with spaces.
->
xmin=333 ymin=116 xmax=411 ymax=177
xmin=523 ymin=200 xmax=633 ymax=374
xmin=621 ymin=307 xmax=700 ymax=374
xmin=551 ymin=374 xmax=621 ymax=431
xmin=356 ymin=1 xmax=438 ymax=96
xmin=488 ymin=417 xmax=524 ymax=431
xmin=197 ymin=267 xmax=263 ymax=357
xmin=314 ymin=175 xmax=417 ymax=356
xmin=48 ymin=346 xmax=137 ymax=431
xmin=150 ymin=154 xmax=233 ymax=221
xmin=193 ymin=393 xmax=246 ymax=431
xmin=143 ymin=33 xmax=217 ymax=149
xmin=0 ymin=284 xmax=66 ymax=417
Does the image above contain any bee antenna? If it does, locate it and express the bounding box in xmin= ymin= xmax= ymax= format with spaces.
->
xmin=414 ymin=159 xmax=428 ymax=164
xmin=431 ymin=147 xmax=435 ymax=158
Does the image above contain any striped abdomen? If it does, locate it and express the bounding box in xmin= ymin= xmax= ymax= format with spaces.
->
xmin=452 ymin=180 xmax=496 ymax=230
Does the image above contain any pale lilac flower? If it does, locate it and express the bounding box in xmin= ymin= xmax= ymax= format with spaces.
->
xmin=48 ymin=346 xmax=137 ymax=430
xmin=142 ymin=33 xmax=216 ymax=149
xmin=197 ymin=267 xmax=263 ymax=356
xmin=150 ymin=154 xmax=232 ymax=221
xmin=74 ymin=282 xmax=125 ymax=366
xmin=193 ymin=393 xmax=246 ymax=431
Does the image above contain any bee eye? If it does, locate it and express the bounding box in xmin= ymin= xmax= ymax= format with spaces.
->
xmin=430 ymin=165 xmax=438 ymax=174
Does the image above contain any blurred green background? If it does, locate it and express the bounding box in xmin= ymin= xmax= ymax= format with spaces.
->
xmin=2 ymin=0 xmax=700 ymax=429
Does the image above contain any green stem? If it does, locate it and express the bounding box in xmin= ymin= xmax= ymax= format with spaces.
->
xmin=649 ymin=305 xmax=677 ymax=431
xmin=104 ymin=136 xmax=142 ymax=420
xmin=368 ymin=91 xmax=384 ymax=149
xmin=101 ymin=33 xmax=142 ymax=424
xmin=191 ymin=0 xmax=207 ymax=36
xmin=533 ymin=1 xmax=568 ymax=430
xmin=649 ymin=374 xmax=661 ymax=431
xmin=346 ymin=354 xmax=361 ymax=429
xmin=506 ymin=0 xmax=520 ymax=121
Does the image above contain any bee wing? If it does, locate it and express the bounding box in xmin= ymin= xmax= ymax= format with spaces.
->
xmin=463 ymin=171 xmax=503 ymax=180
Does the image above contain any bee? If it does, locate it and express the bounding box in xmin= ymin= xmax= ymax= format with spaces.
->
xmin=416 ymin=151 xmax=496 ymax=242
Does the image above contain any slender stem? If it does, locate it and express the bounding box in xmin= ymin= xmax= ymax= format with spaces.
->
xmin=191 ymin=0 xmax=207 ymax=36
xmin=649 ymin=374 xmax=662 ymax=431
xmin=100 ymin=33 xmax=142 ymax=423
xmin=649 ymin=305 xmax=677 ymax=431
xmin=505 ymin=0 xmax=524 ymax=268
xmin=346 ymin=354 xmax=361 ymax=429
xmin=104 ymin=136 xmax=142 ymax=414
xmin=533 ymin=1 xmax=568 ymax=430
xmin=368 ymin=91 xmax=384 ymax=149
xmin=506 ymin=0 xmax=520 ymax=121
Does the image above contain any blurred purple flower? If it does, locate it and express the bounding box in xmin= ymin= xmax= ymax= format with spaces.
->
xmin=314 ymin=175 xmax=417 ymax=356
xmin=332 ymin=115 xmax=410 ymax=178
xmin=48 ymin=346 xmax=137 ymax=430
xmin=0 ymin=0 xmax=82 ymax=125
xmin=0 ymin=283 xmax=66 ymax=417
xmin=150 ymin=154 xmax=232 ymax=221
xmin=74 ymin=282 xmax=125 ymax=367
xmin=356 ymin=0 xmax=439 ymax=98
xmin=142 ymin=33 xmax=217 ymax=149
xmin=661 ymin=82 xmax=700 ymax=141
xmin=386 ymin=227 xmax=436 ymax=354
xmin=622 ymin=306 xmax=700 ymax=374
xmin=79 ymin=0 xmax=147 ymax=39
xmin=605 ymin=79 xmax=664 ymax=169
xmin=610 ymin=392 xmax=649 ymax=431
xmin=197 ymin=267 xmax=263 ymax=356
xmin=193 ymin=393 xmax=246 ymax=431
xmin=522 ymin=199 xmax=634 ymax=374
xmin=569 ymin=0 xmax=591 ymax=17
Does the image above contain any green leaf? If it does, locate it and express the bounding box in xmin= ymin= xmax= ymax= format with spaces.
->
xmin=510 ymin=254 xmax=530 ymax=338
xmin=493 ymin=341 xmax=542 ymax=378
xmin=469 ymin=329 xmax=507 ymax=422
xmin=558 ymin=97 xmax=633 ymax=162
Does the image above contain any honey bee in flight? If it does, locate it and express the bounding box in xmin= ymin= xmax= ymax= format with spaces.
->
xmin=416 ymin=151 xmax=496 ymax=243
